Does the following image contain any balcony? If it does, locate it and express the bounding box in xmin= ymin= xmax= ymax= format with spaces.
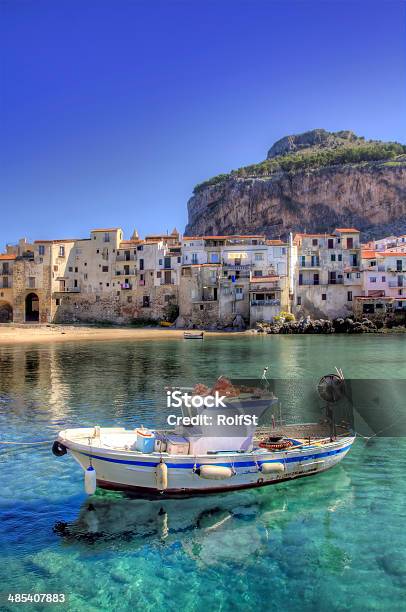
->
xmin=116 ymin=268 xmax=137 ymax=276
xmin=389 ymin=281 xmax=404 ymax=288
xmin=116 ymin=254 xmax=135 ymax=262
xmin=298 ymin=280 xmax=324 ymax=286
xmin=251 ymin=299 xmax=281 ymax=306
xmin=55 ymin=287 xmax=81 ymax=293
xmin=299 ymin=262 xmax=320 ymax=269
xmin=328 ymin=278 xmax=344 ymax=285
xmin=160 ymin=279 xmax=176 ymax=285
xmin=223 ymin=263 xmax=251 ymax=271
xmin=192 ymin=297 xmax=218 ymax=303
xmin=120 ymin=283 xmax=133 ymax=290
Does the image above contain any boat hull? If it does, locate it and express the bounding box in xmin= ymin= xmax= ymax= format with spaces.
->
xmin=60 ymin=431 xmax=354 ymax=498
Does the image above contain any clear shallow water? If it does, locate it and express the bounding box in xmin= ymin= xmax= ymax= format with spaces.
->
xmin=0 ymin=335 xmax=406 ymax=612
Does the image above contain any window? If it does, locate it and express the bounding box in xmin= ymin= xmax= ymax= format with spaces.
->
xmin=96 ymin=249 xmax=99 ymax=254
xmin=140 ymin=274 xmax=144 ymax=281
xmin=68 ymin=266 xmax=73 ymax=272
xmin=322 ymin=294 xmax=326 ymax=301
xmin=356 ymin=272 xmax=361 ymax=278
xmin=159 ymin=259 xmax=163 ymax=265
xmin=157 ymin=271 xmax=161 ymax=278
xmin=347 ymin=237 xmax=354 ymax=249
xmin=75 ymin=267 xmax=78 ymax=273
xmin=347 ymin=291 xmax=353 ymax=301
xmin=139 ymin=259 xmax=144 ymax=271
xmin=300 ymin=256 xmax=306 ymax=267
xmin=255 ymin=253 xmax=264 ymax=261
xmin=102 ymin=266 xmax=109 ymax=272
xmin=331 ymin=254 xmax=336 ymax=262
xmin=53 ymin=265 xmax=58 ymax=272
xmin=143 ymin=295 xmax=150 ymax=308
xmin=328 ymin=239 xmax=334 ymax=249
xmin=38 ymin=245 xmax=45 ymax=255
xmin=59 ymin=246 xmax=65 ymax=257
xmin=104 ymin=233 xmax=110 ymax=242
xmin=28 ymin=277 xmax=35 ymax=288
xmin=177 ymin=256 xmax=181 ymax=263
xmin=382 ymin=276 xmax=386 ymax=282
xmin=106 ymin=283 xmax=109 ymax=287
xmin=338 ymin=254 xmax=342 ymax=262
xmin=370 ymin=277 xmax=377 ymax=283
xmin=164 ymin=294 xmax=170 ymax=302
xmin=96 ymin=295 xmax=100 ymax=302
xmin=312 ymin=239 xmax=318 ymax=246
xmin=74 ymin=279 xmax=78 ymax=288
xmin=55 ymin=298 xmax=60 ymax=306
xmin=254 ymin=270 xmax=263 ymax=277
xmin=84 ymin=273 xmax=88 ymax=280
xmin=297 ymin=296 xmax=301 ymax=305
xmin=137 ymin=245 xmax=143 ymax=251
xmin=191 ymin=253 xmax=198 ymax=264
xmin=127 ymin=296 xmax=132 ymax=303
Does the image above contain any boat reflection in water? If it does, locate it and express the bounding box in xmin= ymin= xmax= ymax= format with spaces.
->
xmin=53 ymin=466 xmax=354 ymax=566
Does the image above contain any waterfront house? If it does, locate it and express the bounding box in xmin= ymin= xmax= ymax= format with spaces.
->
xmin=293 ymin=228 xmax=362 ymax=319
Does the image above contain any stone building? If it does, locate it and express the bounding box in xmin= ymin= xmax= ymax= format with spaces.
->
xmin=0 ymin=253 xmax=15 ymax=322
xmin=178 ymin=235 xmax=292 ymax=328
xmin=2 ymin=228 xmax=182 ymax=324
xmin=293 ymin=228 xmax=362 ymax=319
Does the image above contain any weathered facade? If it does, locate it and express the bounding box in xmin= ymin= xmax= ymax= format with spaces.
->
xmin=178 ymin=235 xmax=292 ymax=329
xmin=3 ymin=224 xmax=405 ymax=327
xmin=293 ymin=228 xmax=362 ymax=320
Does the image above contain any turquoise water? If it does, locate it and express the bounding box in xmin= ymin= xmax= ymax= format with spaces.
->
xmin=0 ymin=335 xmax=406 ymax=611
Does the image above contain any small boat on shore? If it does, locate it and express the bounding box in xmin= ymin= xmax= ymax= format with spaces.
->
xmin=52 ymin=372 xmax=355 ymax=498
xmin=184 ymin=331 xmax=204 ymax=340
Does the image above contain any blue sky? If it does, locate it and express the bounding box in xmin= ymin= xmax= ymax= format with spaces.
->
xmin=1 ymin=0 xmax=405 ymax=247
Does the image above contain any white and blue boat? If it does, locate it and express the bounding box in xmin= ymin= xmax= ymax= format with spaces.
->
xmin=52 ymin=372 xmax=355 ymax=498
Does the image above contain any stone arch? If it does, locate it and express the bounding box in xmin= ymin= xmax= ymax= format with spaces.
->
xmin=0 ymin=300 xmax=13 ymax=322
xmin=25 ymin=293 xmax=39 ymax=322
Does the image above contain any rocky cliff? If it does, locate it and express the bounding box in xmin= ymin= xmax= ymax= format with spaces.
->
xmin=185 ymin=130 xmax=406 ymax=240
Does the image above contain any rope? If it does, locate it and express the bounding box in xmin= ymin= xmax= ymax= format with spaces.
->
xmin=0 ymin=440 xmax=53 ymax=446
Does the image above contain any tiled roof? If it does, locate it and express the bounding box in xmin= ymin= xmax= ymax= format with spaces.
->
xmin=250 ymin=275 xmax=280 ymax=283
xmin=335 ymin=228 xmax=360 ymax=233
xmin=379 ymin=252 xmax=406 ymax=257
xmin=183 ymin=235 xmax=265 ymax=241
xmin=0 ymin=254 xmax=16 ymax=260
xmin=361 ymin=250 xmax=376 ymax=258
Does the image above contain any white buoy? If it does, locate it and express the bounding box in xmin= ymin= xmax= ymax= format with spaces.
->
xmin=198 ymin=465 xmax=233 ymax=480
xmin=156 ymin=461 xmax=168 ymax=491
xmin=84 ymin=465 xmax=97 ymax=494
xmin=260 ymin=462 xmax=285 ymax=474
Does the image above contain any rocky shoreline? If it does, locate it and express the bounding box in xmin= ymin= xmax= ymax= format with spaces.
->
xmin=254 ymin=317 xmax=403 ymax=334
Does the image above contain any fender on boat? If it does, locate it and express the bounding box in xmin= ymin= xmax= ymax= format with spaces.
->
xmin=260 ymin=462 xmax=285 ymax=474
xmin=52 ymin=441 xmax=67 ymax=457
xmin=195 ymin=465 xmax=234 ymax=480
xmin=84 ymin=466 xmax=97 ymax=495
xmin=156 ymin=461 xmax=168 ymax=491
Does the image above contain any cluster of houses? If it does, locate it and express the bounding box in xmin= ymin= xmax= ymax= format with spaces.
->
xmin=0 ymin=226 xmax=405 ymax=327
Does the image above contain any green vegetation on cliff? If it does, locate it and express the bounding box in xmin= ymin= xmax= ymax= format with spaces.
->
xmin=193 ymin=135 xmax=406 ymax=194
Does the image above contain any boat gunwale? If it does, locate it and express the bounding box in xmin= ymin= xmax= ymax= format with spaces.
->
xmin=58 ymin=427 xmax=354 ymax=462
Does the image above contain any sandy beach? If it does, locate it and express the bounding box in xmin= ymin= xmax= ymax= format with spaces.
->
xmin=0 ymin=324 xmax=246 ymax=345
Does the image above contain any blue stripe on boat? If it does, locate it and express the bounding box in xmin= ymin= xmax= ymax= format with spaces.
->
xmin=77 ymin=443 xmax=352 ymax=469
